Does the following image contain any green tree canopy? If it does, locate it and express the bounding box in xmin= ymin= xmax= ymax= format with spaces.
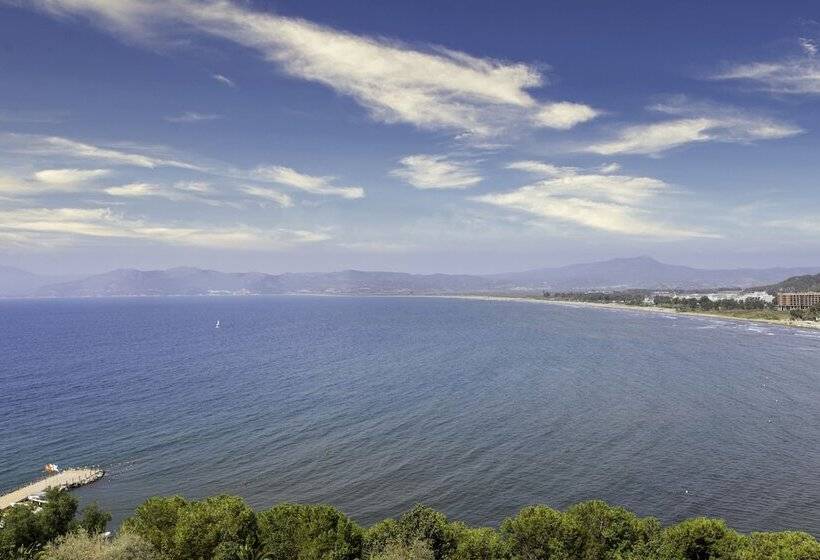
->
xmin=256 ymin=503 xmax=362 ymax=560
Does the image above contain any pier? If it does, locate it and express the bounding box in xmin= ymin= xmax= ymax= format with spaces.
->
xmin=0 ymin=467 xmax=104 ymax=509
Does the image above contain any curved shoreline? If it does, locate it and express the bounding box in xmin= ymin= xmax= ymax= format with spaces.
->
xmin=439 ymin=294 xmax=820 ymax=332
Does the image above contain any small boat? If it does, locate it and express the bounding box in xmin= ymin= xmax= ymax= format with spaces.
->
xmin=215 ymin=320 xmax=220 ymax=329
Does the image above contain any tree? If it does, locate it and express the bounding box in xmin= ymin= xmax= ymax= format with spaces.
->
xmin=77 ymin=502 xmax=112 ymax=536
xmin=121 ymin=496 xmax=187 ymax=558
xmin=257 ymin=503 xmax=362 ymax=560
xmin=500 ymin=505 xmax=565 ymax=559
xmin=790 ymin=309 xmax=804 ymax=321
xmin=657 ymin=517 xmax=744 ymax=560
xmin=560 ymin=500 xmax=660 ymax=559
xmin=37 ymin=488 xmax=79 ymax=543
xmin=172 ymin=495 xmax=257 ymax=560
xmin=449 ymin=525 xmax=509 ymax=560
xmin=370 ymin=539 xmax=435 ymax=560
xmin=0 ymin=488 xmax=80 ymax=558
xmin=737 ymin=531 xmax=820 ymax=560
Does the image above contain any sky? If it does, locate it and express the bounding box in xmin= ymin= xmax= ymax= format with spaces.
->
xmin=1 ymin=0 xmax=820 ymax=275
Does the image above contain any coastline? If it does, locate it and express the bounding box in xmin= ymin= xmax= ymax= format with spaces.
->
xmin=441 ymin=294 xmax=820 ymax=332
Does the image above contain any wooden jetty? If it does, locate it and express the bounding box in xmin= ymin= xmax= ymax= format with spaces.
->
xmin=0 ymin=467 xmax=105 ymax=510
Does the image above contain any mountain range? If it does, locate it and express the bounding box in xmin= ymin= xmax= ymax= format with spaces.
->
xmin=1 ymin=257 xmax=818 ymax=298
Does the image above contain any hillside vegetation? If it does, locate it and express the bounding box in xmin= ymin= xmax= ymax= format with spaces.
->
xmin=767 ymin=273 xmax=820 ymax=293
xmin=2 ymin=492 xmax=819 ymax=560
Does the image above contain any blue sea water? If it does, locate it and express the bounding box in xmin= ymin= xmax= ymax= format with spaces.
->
xmin=1 ymin=296 xmax=819 ymax=535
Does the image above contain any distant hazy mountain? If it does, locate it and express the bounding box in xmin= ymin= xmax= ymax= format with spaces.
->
xmin=3 ymin=257 xmax=819 ymax=298
xmin=30 ymin=267 xmax=496 ymax=297
xmin=490 ymin=256 xmax=820 ymax=291
xmin=0 ymin=265 xmax=76 ymax=297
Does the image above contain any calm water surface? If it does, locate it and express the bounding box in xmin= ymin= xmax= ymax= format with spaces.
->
xmin=1 ymin=296 xmax=818 ymax=534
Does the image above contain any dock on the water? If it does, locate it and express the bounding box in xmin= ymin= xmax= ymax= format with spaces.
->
xmin=0 ymin=467 xmax=104 ymax=510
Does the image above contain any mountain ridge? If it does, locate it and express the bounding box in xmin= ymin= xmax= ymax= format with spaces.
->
xmin=3 ymin=257 xmax=819 ymax=297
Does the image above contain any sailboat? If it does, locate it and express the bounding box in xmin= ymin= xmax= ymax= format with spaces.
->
xmin=215 ymin=320 xmax=220 ymax=329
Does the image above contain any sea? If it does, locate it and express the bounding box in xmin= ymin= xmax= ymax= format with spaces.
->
xmin=1 ymin=296 xmax=818 ymax=535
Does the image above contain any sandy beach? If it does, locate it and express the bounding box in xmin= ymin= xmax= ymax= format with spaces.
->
xmin=442 ymin=294 xmax=820 ymax=332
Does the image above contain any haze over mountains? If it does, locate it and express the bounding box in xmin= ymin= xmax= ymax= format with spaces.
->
xmin=1 ymin=257 xmax=818 ymax=298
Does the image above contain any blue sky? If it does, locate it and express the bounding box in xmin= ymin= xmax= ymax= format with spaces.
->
xmin=1 ymin=0 xmax=819 ymax=274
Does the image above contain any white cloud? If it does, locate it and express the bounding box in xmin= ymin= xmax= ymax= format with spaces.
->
xmin=800 ymin=37 xmax=818 ymax=57
xmin=476 ymin=161 xmax=712 ymax=238
xmin=164 ymin=111 xmax=221 ymax=123
xmin=252 ymin=165 xmax=364 ymax=199
xmin=103 ymin=181 xmax=234 ymax=207
xmin=0 ymin=168 xmax=111 ymax=195
xmin=534 ymin=102 xmax=599 ymax=130
xmin=713 ymin=39 xmax=820 ymax=94
xmin=32 ymin=168 xmax=110 ymax=185
xmin=1 ymin=133 xmax=202 ymax=170
xmin=240 ymin=185 xmax=294 ymax=207
xmin=27 ymin=0 xmax=598 ymax=136
xmin=212 ymin=73 xmax=236 ymax=88
xmin=391 ymin=155 xmax=482 ymax=189
xmin=585 ymin=98 xmax=801 ymax=155
xmin=104 ymin=182 xmax=164 ymax=197
xmin=506 ymin=161 xmax=576 ymax=177
xmin=0 ymin=207 xmax=329 ymax=249
xmin=597 ymin=162 xmax=621 ymax=174
xmin=505 ymin=161 xmax=666 ymax=203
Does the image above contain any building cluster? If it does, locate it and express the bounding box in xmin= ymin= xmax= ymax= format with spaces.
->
xmin=776 ymin=292 xmax=820 ymax=310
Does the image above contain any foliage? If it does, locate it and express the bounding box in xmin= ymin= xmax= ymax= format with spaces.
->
xmin=370 ymin=538 xmax=435 ymax=560
xmin=560 ymin=500 xmax=660 ymax=559
xmin=0 ymin=488 xmax=79 ymax=559
xmin=737 ymin=531 xmax=820 ymax=560
xmin=500 ymin=505 xmax=566 ymax=559
xmin=120 ymin=496 xmax=187 ymax=558
xmin=40 ymin=531 xmax=159 ymax=560
xmin=449 ymin=525 xmax=509 ymax=560
xmin=78 ymin=502 xmax=112 ymax=536
xmin=656 ymin=517 xmax=745 ymax=559
xmin=121 ymin=494 xmax=256 ymax=560
xmin=365 ymin=505 xmax=458 ymax=560
xmin=256 ymin=503 xmax=362 ymax=560
xmin=4 ymin=493 xmax=820 ymax=560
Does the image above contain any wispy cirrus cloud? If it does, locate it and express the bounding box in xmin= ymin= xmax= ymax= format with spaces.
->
xmin=713 ymin=38 xmax=820 ymax=94
xmin=584 ymin=97 xmax=801 ymax=155
xmin=252 ymin=165 xmax=364 ymax=199
xmin=212 ymin=73 xmax=236 ymax=88
xmin=104 ymin=180 xmax=237 ymax=208
xmin=164 ymin=111 xmax=221 ymax=123
xmin=0 ymin=207 xmax=329 ymax=249
xmin=32 ymin=168 xmax=111 ymax=186
xmin=0 ymin=168 xmax=111 ymax=195
xmin=0 ymin=133 xmax=203 ymax=170
xmin=475 ymin=160 xmax=712 ymax=238
xmin=25 ymin=0 xmax=598 ymax=137
xmin=391 ymin=154 xmax=482 ymax=189
xmin=240 ymin=185 xmax=294 ymax=208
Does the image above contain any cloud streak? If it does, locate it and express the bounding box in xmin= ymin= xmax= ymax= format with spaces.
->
xmin=27 ymin=0 xmax=598 ymax=137
xmin=391 ymin=155 xmax=482 ymax=190
xmin=584 ymin=98 xmax=801 ymax=155
xmin=164 ymin=111 xmax=221 ymax=123
xmin=1 ymin=133 xmax=203 ymax=170
xmin=713 ymin=39 xmax=820 ymax=95
xmin=0 ymin=207 xmax=329 ymax=249
xmin=252 ymin=165 xmax=364 ymax=199
xmin=476 ymin=161 xmax=712 ymax=238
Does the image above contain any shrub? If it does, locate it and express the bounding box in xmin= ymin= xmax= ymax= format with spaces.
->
xmin=40 ymin=531 xmax=159 ymax=560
